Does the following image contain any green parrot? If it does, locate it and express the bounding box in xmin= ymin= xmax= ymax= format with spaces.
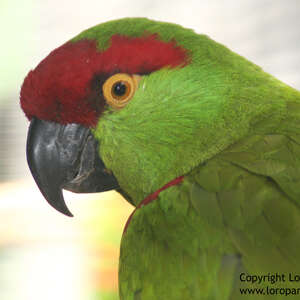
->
xmin=20 ymin=18 xmax=300 ymax=299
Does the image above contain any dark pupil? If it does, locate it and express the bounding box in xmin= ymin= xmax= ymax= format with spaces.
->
xmin=113 ymin=81 xmax=127 ymax=96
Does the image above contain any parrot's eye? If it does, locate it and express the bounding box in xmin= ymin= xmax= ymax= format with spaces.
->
xmin=103 ymin=73 xmax=141 ymax=109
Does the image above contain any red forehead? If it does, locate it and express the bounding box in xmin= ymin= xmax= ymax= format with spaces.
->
xmin=20 ymin=34 xmax=189 ymax=127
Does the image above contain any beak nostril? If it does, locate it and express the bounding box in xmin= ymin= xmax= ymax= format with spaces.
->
xmin=104 ymin=168 xmax=113 ymax=175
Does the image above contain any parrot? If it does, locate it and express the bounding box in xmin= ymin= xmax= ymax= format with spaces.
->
xmin=20 ymin=18 xmax=300 ymax=300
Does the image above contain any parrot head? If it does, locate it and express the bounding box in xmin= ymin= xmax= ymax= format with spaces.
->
xmin=20 ymin=18 xmax=282 ymax=216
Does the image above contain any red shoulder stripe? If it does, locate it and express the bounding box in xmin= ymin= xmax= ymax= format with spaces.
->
xmin=123 ymin=176 xmax=184 ymax=234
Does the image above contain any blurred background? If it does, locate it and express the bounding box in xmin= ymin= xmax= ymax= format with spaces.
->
xmin=1 ymin=0 xmax=300 ymax=299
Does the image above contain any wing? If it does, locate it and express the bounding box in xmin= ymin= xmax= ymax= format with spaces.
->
xmin=190 ymin=128 xmax=300 ymax=298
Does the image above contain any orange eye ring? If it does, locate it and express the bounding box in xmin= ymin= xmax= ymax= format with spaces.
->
xmin=102 ymin=73 xmax=141 ymax=109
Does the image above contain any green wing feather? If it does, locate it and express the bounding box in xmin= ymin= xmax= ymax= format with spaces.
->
xmin=191 ymin=103 xmax=300 ymax=298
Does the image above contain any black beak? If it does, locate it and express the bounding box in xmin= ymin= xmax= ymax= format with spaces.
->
xmin=26 ymin=118 xmax=119 ymax=217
